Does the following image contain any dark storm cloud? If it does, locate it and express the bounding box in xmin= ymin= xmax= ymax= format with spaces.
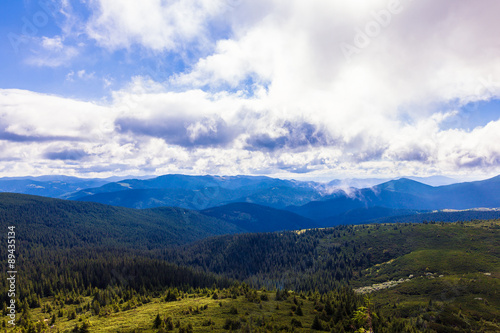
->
xmin=44 ymin=149 xmax=89 ymax=161
xmin=245 ymin=121 xmax=334 ymax=151
xmin=115 ymin=116 xmax=237 ymax=148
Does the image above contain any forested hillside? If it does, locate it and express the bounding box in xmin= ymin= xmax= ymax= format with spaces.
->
xmin=0 ymin=193 xmax=245 ymax=248
xmin=200 ymin=202 xmax=318 ymax=233
xmin=0 ymin=192 xmax=498 ymax=332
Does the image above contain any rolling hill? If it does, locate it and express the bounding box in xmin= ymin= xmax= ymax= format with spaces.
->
xmin=370 ymin=208 xmax=500 ymax=224
xmin=0 ymin=192 xmax=498 ymax=331
xmin=0 ymin=193 xmax=244 ymax=248
xmin=0 ymin=193 xmax=318 ymax=249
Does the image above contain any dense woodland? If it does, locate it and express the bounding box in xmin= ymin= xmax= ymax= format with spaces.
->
xmin=165 ymin=221 xmax=499 ymax=291
xmin=0 ymin=193 xmax=498 ymax=332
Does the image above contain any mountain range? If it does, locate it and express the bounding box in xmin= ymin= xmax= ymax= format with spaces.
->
xmin=1 ymin=174 xmax=499 ymax=228
xmin=287 ymin=176 xmax=500 ymax=220
xmin=64 ymin=174 xmax=324 ymax=209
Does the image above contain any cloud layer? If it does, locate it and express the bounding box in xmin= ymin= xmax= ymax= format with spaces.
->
xmin=1 ymin=0 xmax=500 ymax=179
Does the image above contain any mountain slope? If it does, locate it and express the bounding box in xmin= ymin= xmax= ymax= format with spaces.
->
xmin=0 ymin=193 xmax=316 ymax=250
xmin=68 ymin=174 xmax=325 ymax=209
xmin=0 ymin=193 xmax=245 ymax=248
xmin=73 ymin=187 xmax=240 ymax=210
xmin=67 ymin=174 xmax=301 ymax=197
xmin=370 ymin=208 xmax=500 ymax=224
xmin=317 ymin=207 xmax=424 ymax=226
xmin=200 ymin=202 xmax=319 ymax=233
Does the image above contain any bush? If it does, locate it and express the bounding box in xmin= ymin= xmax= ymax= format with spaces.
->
xmin=202 ymin=318 xmax=214 ymax=326
xmin=178 ymin=323 xmax=193 ymax=333
xmin=223 ymin=318 xmax=242 ymax=330
xmin=165 ymin=317 xmax=174 ymax=330
xmin=291 ymin=318 xmax=303 ymax=328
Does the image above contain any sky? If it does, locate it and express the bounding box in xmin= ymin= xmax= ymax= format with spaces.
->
xmin=0 ymin=0 xmax=500 ymax=180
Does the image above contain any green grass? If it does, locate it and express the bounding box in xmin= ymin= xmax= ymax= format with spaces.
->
xmin=371 ymin=273 xmax=500 ymax=332
xmin=348 ymin=221 xmax=500 ymax=332
xmin=362 ymin=249 xmax=499 ymax=283
xmin=28 ymin=291 xmax=323 ymax=332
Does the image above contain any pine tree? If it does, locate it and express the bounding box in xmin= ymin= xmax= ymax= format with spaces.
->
xmin=153 ymin=313 xmax=162 ymax=329
xmin=312 ymin=315 xmax=323 ymax=330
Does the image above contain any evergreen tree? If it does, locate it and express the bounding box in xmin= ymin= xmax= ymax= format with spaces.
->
xmin=153 ymin=313 xmax=162 ymax=329
xmin=312 ymin=315 xmax=323 ymax=330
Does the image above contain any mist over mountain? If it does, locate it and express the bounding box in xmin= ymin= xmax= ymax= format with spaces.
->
xmin=287 ymin=176 xmax=500 ymax=220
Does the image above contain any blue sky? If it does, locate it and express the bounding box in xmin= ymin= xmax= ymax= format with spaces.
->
xmin=1 ymin=1 xmax=184 ymax=99
xmin=0 ymin=0 xmax=499 ymax=180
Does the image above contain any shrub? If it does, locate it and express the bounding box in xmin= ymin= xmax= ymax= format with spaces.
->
xmin=223 ymin=318 xmax=242 ymax=330
xmin=291 ymin=318 xmax=303 ymax=328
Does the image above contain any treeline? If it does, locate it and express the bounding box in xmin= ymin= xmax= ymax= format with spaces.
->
xmin=0 ymin=246 xmax=232 ymax=309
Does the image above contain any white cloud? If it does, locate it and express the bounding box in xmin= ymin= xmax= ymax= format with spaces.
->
xmin=85 ymin=0 xmax=231 ymax=51
xmin=77 ymin=69 xmax=95 ymax=80
xmin=41 ymin=36 xmax=64 ymax=50
xmin=26 ymin=36 xmax=79 ymax=67
xmin=1 ymin=82 xmax=500 ymax=179
xmin=67 ymin=69 xmax=96 ymax=81
xmin=3 ymin=0 xmax=500 ymax=178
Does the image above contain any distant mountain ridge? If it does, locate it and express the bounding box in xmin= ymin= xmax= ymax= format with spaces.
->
xmin=0 ymin=176 xmax=112 ymax=198
xmin=1 ymin=174 xmax=498 ymax=226
xmin=66 ymin=174 xmax=325 ymax=210
xmin=287 ymin=176 xmax=500 ymax=220
xmin=200 ymin=202 xmax=318 ymax=233
xmin=0 ymin=173 xmax=467 ymax=204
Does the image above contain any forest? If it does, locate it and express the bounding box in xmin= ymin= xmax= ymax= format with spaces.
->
xmin=0 ymin=193 xmax=498 ymax=332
